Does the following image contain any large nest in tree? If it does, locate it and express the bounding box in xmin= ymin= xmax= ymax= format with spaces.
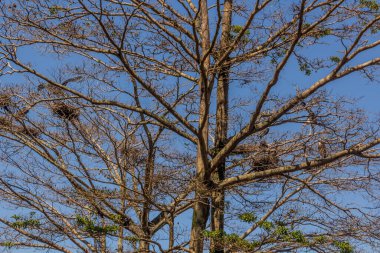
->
xmin=246 ymin=142 xmax=279 ymax=172
xmin=0 ymin=116 xmax=12 ymax=128
xmin=250 ymin=153 xmax=278 ymax=171
xmin=51 ymin=102 xmax=80 ymax=120
xmin=0 ymin=93 xmax=12 ymax=108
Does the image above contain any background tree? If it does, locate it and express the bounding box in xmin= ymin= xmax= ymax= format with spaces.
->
xmin=0 ymin=0 xmax=379 ymax=252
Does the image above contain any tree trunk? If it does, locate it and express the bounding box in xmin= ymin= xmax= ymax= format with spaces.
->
xmin=190 ymin=0 xmax=211 ymax=252
xmin=139 ymin=149 xmax=155 ymax=253
xmin=190 ymin=84 xmax=211 ymax=252
xmin=210 ymin=1 xmax=233 ymax=252
xmin=139 ymin=240 xmax=150 ymax=253
xmin=190 ymin=99 xmax=210 ymax=252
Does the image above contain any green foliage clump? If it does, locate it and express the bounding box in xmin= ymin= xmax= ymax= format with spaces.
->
xmin=299 ymin=62 xmax=312 ymax=76
xmin=203 ymin=230 xmax=259 ymax=251
xmin=109 ymin=214 xmax=123 ymax=222
xmin=314 ymin=235 xmax=327 ymax=243
xmin=231 ymin=25 xmax=251 ymax=35
xmin=274 ymin=225 xmax=289 ymax=236
xmin=231 ymin=25 xmax=243 ymax=34
xmin=312 ymin=28 xmax=332 ymax=39
xmin=229 ymin=25 xmax=251 ymax=44
xmin=273 ymin=225 xmax=308 ymax=245
xmin=333 ymin=241 xmax=354 ymax=253
xmin=1 ymin=241 xmax=17 ymax=248
xmin=238 ymin=213 xmax=257 ymax=223
xmin=290 ymin=230 xmax=307 ymax=244
xmin=359 ymin=0 xmax=379 ymax=11
xmin=126 ymin=236 xmax=140 ymax=243
xmin=49 ymin=5 xmax=65 ymax=15
xmin=11 ymin=213 xmax=40 ymax=229
xmin=76 ymin=215 xmax=118 ymax=235
xmin=203 ymin=230 xmax=225 ymax=238
xmin=258 ymin=221 xmax=274 ymax=231
xmin=330 ymin=56 xmax=341 ymax=63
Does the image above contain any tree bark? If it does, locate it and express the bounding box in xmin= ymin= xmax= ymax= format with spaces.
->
xmin=139 ymin=149 xmax=155 ymax=252
xmin=190 ymin=0 xmax=211 ymax=252
xmin=210 ymin=1 xmax=233 ymax=252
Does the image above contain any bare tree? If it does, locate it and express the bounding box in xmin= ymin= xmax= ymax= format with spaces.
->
xmin=0 ymin=0 xmax=379 ymax=252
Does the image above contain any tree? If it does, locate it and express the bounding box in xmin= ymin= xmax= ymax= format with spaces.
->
xmin=0 ymin=0 xmax=379 ymax=252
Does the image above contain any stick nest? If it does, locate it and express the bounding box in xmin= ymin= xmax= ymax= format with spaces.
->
xmin=0 ymin=93 xmax=12 ymax=108
xmin=0 ymin=116 xmax=12 ymax=128
xmin=51 ymin=102 xmax=80 ymax=120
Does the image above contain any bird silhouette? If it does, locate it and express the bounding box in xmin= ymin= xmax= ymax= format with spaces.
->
xmin=318 ymin=140 xmax=327 ymax=158
xmin=0 ymin=93 xmax=32 ymax=119
xmin=307 ymin=110 xmax=317 ymax=125
xmin=1 ymin=105 xmax=11 ymax=113
xmin=258 ymin=128 xmax=269 ymax=138
xmin=62 ymin=76 xmax=82 ymax=86
xmin=0 ymin=94 xmax=12 ymax=113
xmin=37 ymin=76 xmax=82 ymax=92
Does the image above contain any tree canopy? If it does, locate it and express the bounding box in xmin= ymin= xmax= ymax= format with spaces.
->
xmin=0 ymin=0 xmax=379 ymax=252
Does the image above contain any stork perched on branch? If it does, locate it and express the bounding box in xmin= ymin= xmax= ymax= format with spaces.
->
xmin=318 ymin=140 xmax=327 ymax=158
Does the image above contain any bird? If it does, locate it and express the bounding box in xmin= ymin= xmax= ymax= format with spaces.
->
xmin=0 ymin=93 xmax=31 ymax=119
xmin=37 ymin=76 xmax=82 ymax=92
xmin=258 ymin=128 xmax=269 ymax=138
xmin=306 ymin=110 xmax=317 ymax=125
xmin=0 ymin=94 xmax=12 ymax=113
xmin=62 ymin=76 xmax=83 ymax=86
xmin=259 ymin=140 xmax=269 ymax=150
xmin=1 ymin=105 xmax=11 ymax=113
xmin=318 ymin=140 xmax=327 ymax=158
xmin=304 ymin=109 xmax=317 ymax=136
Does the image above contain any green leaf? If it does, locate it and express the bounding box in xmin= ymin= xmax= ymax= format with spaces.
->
xmin=314 ymin=235 xmax=327 ymax=243
xmin=290 ymin=230 xmax=307 ymax=244
xmin=49 ymin=5 xmax=61 ymax=15
xmin=274 ymin=225 xmax=289 ymax=236
xmin=231 ymin=25 xmax=243 ymax=33
xmin=1 ymin=241 xmax=16 ymax=248
xmin=238 ymin=213 xmax=257 ymax=223
xmin=258 ymin=221 xmax=274 ymax=231
xmin=333 ymin=241 xmax=354 ymax=253
xmin=76 ymin=215 xmax=117 ymax=234
xmin=299 ymin=62 xmax=312 ymax=76
xmin=330 ymin=56 xmax=340 ymax=63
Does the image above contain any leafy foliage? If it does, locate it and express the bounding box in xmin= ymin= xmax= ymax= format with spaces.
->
xmin=203 ymin=230 xmax=259 ymax=251
xmin=330 ymin=56 xmax=341 ymax=63
xmin=299 ymin=62 xmax=312 ymax=76
xmin=238 ymin=212 xmax=257 ymax=223
xmin=258 ymin=221 xmax=274 ymax=231
xmin=11 ymin=213 xmax=40 ymax=229
xmin=333 ymin=241 xmax=354 ymax=253
xmin=1 ymin=242 xmax=16 ymax=248
xmin=75 ymin=215 xmax=118 ymax=235
xmin=49 ymin=5 xmax=66 ymax=15
xmin=229 ymin=25 xmax=251 ymax=44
